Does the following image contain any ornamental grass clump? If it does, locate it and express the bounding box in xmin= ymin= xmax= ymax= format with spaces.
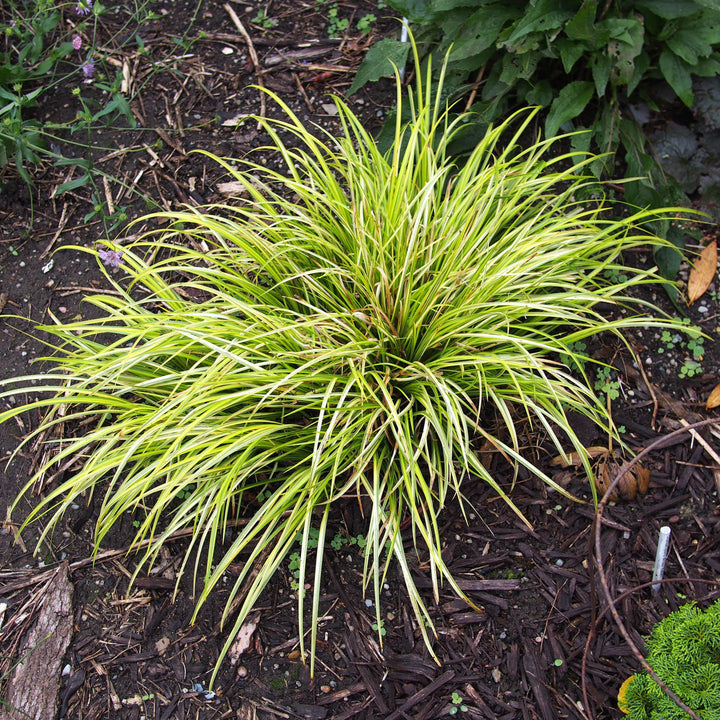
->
xmin=1 ymin=52 xmax=681 ymax=678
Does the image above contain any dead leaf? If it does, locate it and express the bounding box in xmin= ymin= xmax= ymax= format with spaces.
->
xmin=155 ymin=636 xmax=171 ymax=655
xmin=550 ymin=446 xmax=611 ymax=467
xmin=688 ymin=239 xmax=717 ymax=304
xmin=592 ymin=449 xmax=650 ymax=502
xmin=706 ymin=382 xmax=720 ymax=410
xmin=227 ymin=611 xmax=261 ymax=665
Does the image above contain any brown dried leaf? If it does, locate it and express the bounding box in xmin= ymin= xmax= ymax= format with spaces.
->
xmin=591 ymin=450 xmax=650 ymax=501
xmin=706 ymin=382 xmax=720 ymax=410
xmin=688 ymin=240 xmax=717 ymax=304
xmin=550 ymin=446 xmax=611 ymax=467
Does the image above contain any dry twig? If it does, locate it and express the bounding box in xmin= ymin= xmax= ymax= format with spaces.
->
xmin=223 ymin=3 xmax=266 ymax=121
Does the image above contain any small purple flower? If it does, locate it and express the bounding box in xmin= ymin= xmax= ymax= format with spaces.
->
xmin=72 ymin=36 xmax=82 ymax=50
xmin=98 ymin=248 xmax=123 ymax=270
xmin=82 ymin=58 xmax=95 ymax=78
xmin=76 ymin=1 xmax=93 ymax=15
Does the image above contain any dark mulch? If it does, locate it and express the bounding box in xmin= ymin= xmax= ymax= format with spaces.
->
xmin=1 ymin=2 xmax=720 ymax=719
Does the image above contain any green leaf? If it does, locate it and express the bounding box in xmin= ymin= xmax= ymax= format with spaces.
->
xmin=544 ymin=81 xmax=594 ymax=137
xmin=348 ymin=39 xmax=410 ymax=95
xmin=432 ymin=0 xmax=479 ymax=11
xmin=659 ymin=49 xmax=694 ymax=106
xmin=502 ymin=9 xmax=573 ymax=50
xmin=499 ymin=51 xmax=540 ymax=85
xmin=564 ymin=0 xmax=598 ymax=41
xmin=591 ymin=52 xmax=610 ymax=96
xmin=605 ymin=17 xmax=643 ymax=45
xmin=627 ymin=52 xmax=650 ymax=95
xmin=385 ymin=0 xmax=434 ymax=23
xmin=448 ymin=5 xmax=519 ymax=62
xmin=694 ymin=55 xmax=720 ymax=77
xmin=53 ymin=174 xmax=90 ymax=196
xmin=556 ymin=38 xmax=586 ymax=73
xmin=634 ymin=0 xmax=705 ymax=20
xmin=525 ymin=79 xmax=553 ymax=107
xmin=666 ymin=29 xmax=714 ymax=65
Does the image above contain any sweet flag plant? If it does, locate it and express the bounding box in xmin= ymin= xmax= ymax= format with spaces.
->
xmin=1 ymin=46 xmax=684 ymax=679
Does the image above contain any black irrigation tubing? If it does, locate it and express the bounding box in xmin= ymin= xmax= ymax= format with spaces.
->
xmin=583 ymin=417 xmax=720 ymax=720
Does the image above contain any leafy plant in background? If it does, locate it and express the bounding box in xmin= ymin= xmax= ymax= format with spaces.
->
xmin=1 ymin=47 xmax=685 ymax=682
xmin=618 ymin=599 xmax=720 ymax=718
xmin=0 ymin=0 xmax=79 ymax=181
xmin=0 ymin=0 xmax=134 ymax=189
xmin=353 ymin=0 xmax=720 ymax=279
xmin=1 ymin=1 xmax=207 ymax=235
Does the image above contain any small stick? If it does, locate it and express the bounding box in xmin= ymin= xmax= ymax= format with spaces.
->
xmin=293 ymin=73 xmax=314 ymax=113
xmin=680 ymin=417 xmax=720 ymax=465
xmin=40 ymin=203 xmax=69 ymax=259
xmin=223 ymin=3 xmax=266 ymax=121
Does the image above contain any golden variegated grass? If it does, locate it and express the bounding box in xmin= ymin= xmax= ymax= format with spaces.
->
xmin=1 ymin=51 xmax=681 ymax=681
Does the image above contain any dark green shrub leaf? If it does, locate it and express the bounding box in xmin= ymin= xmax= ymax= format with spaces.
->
xmin=608 ymin=19 xmax=644 ymax=86
xmin=499 ymin=52 xmax=539 ymax=85
xmin=666 ymin=25 xmax=716 ymax=65
xmin=387 ymin=0 xmax=434 ymax=23
xmin=659 ymin=48 xmax=694 ymax=106
xmin=695 ymin=55 xmax=720 ymax=77
xmin=525 ymin=79 xmax=553 ymax=106
xmin=591 ymin=51 xmax=611 ymax=95
xmin=448 ymin=5 xmax=519 ymax=62
xmin=634 ymin=0 xmax=703 ymax=20
xmin=545 ymin=80 xmax=594 ymax=137
xmin=564 ymin=0 xmax=598 ymax=41
xmin=501 ymin=1 xmax=573 ymax=50
xmin=627 ymin=52 xmax=650 ymax=95
xmin=432 ymin=0 xmax=479 ymax=12
xmin=348 ymin=39 xmax=410 ymax=95
xmin=557 ymin=37 xmax=586 ymax=73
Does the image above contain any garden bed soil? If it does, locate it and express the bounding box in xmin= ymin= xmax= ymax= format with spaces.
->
xmin=1 ymin=2 xmax=720 ymax=719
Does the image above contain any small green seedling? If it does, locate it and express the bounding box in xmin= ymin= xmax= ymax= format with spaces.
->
xmin=252 ymin=9 xmax=277 ymax=29
xmin=357 ymin=13 xmax=376 ymax=34
xmin=594 ymin=365 xmax=620 ymax=401
xmin=326 ymin=5 xmax=348 ymax=38
xmin=449 ymin=691 xmax=468 ymax=714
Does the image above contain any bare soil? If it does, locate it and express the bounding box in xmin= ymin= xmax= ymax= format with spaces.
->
xmin=1 ymin=2 xmax=720 ymax=720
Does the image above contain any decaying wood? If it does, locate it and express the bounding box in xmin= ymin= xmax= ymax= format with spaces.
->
xmin=0 ymin=563 xmax=74 ymax=720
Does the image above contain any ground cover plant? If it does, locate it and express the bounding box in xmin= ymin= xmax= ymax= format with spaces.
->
xmin=618 ymin=598 xmax=720 ymax=718
xmin=0 ymin=47 xmax=689 ymax=684
xmin=353 ymin=0 xmax=720 ymax=277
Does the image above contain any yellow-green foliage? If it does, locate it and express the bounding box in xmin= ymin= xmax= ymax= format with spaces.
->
xmin=1 ymin=49 xmax=685 ymax=682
